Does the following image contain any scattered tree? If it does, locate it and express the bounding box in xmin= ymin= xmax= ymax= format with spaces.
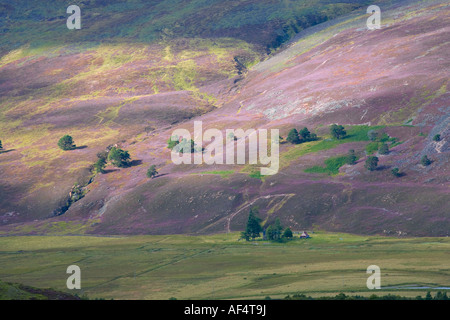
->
xmin=346 ymin=149 xmax=358 ymax=165
xmin=365 ymin=156 xmax=379 ymax=171
xmin=167 ymin=136 xmax=180 ymax=150
xmin=330 ymin=124 xmax=346 ymax=140
xmin=94 ymin=158 xmax=107 ymax=174
xmin=146 ymin=165 xmax=158 ymax=179
xmin=378 ymin=143 xmax=389 ymax=155
xmin=0 ymin=140 xmax=2 ymax=150
xmin=421 ymin=155 xmax=431 ymax=166
xmin=108 ymin=147 xmax=131 ymax=168
xmin=391 ymin=167 xmax=401 ymax=177
xmin=286 ymin=128 xmax=301 ymax=144
xmin=241 ymin=208 xmax=262 ymax=241
xmin=433 ymin=134 xmax=441 ymax=142
xmin=282 ymin=227 xmax=293 ymax=239
xmin=58 ymin=135 xmax=76 ymax=151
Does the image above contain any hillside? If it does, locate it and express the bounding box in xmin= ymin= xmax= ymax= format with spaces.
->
xmin=0 ymin=0 xmax=449 ymax=236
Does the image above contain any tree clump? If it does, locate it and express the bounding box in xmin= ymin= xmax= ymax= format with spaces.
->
xmin=287 ymin=127 xmax=317 ymax=145
xmin=266 ymin=218 xmax=283 ymax=241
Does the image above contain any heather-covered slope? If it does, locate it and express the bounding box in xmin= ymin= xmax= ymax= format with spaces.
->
xmin=0 ymin=0 xmax=448 ymax=236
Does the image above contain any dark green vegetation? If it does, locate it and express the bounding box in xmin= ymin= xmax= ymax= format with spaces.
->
xmin=0 ymin=140 xmax=2 ymax=150
xmin=365 ymin=156 xmax=379 ymax=171
xmin=241 ymin=208 xmax=263 ymax=241
xmin=330 ymin=124 xmax=346 ymax=140
xmin=0 ymin=279 xmax=82 ymax=300
xmin=346 ymin=149 xmax=358 ymax=165
xmin=147 ymin=165 xmax=158 ymax=179
xmin=57 ymin=135 xmax=76 ymax=151
xmin=93 ymin=158 xmax=107 ymax=174
xmin=391 ymin=168 xmax=401 ymax=177
xmin=287 ymin=128 xmax=301 ymax=144
xmin=433 ymin=134 xmax=441 ymax=142
xmin=421 ymin=155 xmax=431 ymax=166
xmin=378 ymin=143 xmax=389 ymax=155
xmin=286 ymin=127 xmax=317 ymax=144
xmin=1 ymin=234 xmax=448 ymax=300
xmin=108 ymin=147 xmax=131 ymax=168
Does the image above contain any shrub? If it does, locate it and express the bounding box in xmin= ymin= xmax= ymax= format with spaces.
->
xmin=365 ymin=156 xmax=379 ymax=171
xmin=167 ymin=136 xmax=180 ymax=150
xmin=0 ymin=140 xmax=2 ymax=150
xmin=108 ymin=147 xmax=131 ymax=168
xmin=378 ymin=143 xmax=389 ymax=155
xmin=391 ymin=168 xmax=401 ymax=177
xmin=58 ymin=135 xmax=76 ymax=151
xmin=94 ymin=158 xmax=106 ymax=174
xmin=346 ymin=149 xmax=357 ymax=165
xmin=146 ymin=165 xmax=158 ymax=179
xmin=433 ymin=134 xmax=441 ymax=142
xmin=421 ymin=155 xmax=431 ymax=166
xmin=330 ymin=124 xmax=346 ymax=140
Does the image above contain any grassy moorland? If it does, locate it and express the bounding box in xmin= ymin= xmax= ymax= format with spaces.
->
xmin=0 ymin=232 xmax=448 ymax=300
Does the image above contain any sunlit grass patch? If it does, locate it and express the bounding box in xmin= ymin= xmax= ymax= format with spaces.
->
xmin=304 ymin=155 xmax=348 ymax=175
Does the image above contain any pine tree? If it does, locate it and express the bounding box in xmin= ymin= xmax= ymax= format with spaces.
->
xmin=282 ymin=227 xmax=293 ymax=239
xmin=299 ymin=127 xmax=311 ymax=141
xmin=94 ymin=158 xmax=106 ymax=174
xmin=330 ymin=124 xmax=346 ymax=140
xmin=287 ymin=129 xmax=301 ymax=144
xmin=243 ymin=208 xmax=262 ymax=240
xmin=58 ymin=135 xmax=76 ymax=151
xmin=108 ymin=147 xmax=131 ymax=168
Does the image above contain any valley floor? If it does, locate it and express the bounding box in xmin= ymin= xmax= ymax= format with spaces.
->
xmin=0 ymin=232 xmax=449 ymax=300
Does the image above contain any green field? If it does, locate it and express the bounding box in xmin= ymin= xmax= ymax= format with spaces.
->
xmin=1 ymin=232 xmax=449 ymax=300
